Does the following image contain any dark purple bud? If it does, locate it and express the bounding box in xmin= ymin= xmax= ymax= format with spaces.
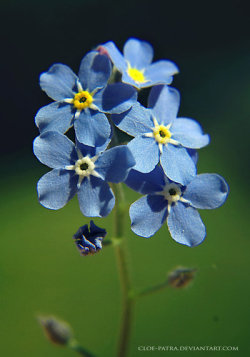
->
xmin=73 ymin=220 xmax=107 ymax=256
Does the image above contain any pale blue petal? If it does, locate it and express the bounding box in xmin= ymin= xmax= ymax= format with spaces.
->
xmin=144 ymin=60 xmax=179 ymax=86
xmin=125 ymin=166 xmax=165 ymax=194
xmin=188 ymin=149 xmax=198 ymax=165
xmin=33 ymin=132 xmax=77 ymax=169
xmin=75 ymin=141 xmax=97 ymax=157
xmin=102 ymin=41 xmax=127 ymax=72
xmin=123 ymin=38 xmax=153 ymax=69
xmin=148 ymin=85 xmax=180 ymax=125
xmin=78 ymin=51 xmax=111 ymax=92
xmin=35 ymin=102 xmax=74 ymax=134
xmin=160 ymin=144 xmax=196 ymax=185
xmin=130 ymin=195 xmax=168 ymax=238
xmin=74 ymin=110 xmax=111 ymax=148
xmin=183 ymin=174 xmax=229 ymax=209
xmin=37 ymin=169 xmax=78 ymax=209
xmin=76 ymin=135 xmax=110 ymax=157
xmin=95 ymin=145 xmax=135 ymax=183
xmin=171 ymin=118 xmax=210 ymax=149
xmin=77 ymin=176 xmax=115 ymax=217
xmin=40 ymin=64 xmax=77 ymax=101
xmin=128 ymin=136 xmax=160 ymax=173
xmin=111 ymin=102 xmax=153 ymax=136
xmin=167 ymin=202 xmax=206 ymax=247
xmin=94 ymin=83 xmax=137 ymax=114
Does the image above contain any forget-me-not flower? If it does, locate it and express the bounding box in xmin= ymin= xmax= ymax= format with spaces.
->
xmin=126 ymin=166 xmax=229 ymax=246
xmin=35 ymin=51 xmax=137 ymax=147
xmin=73 ymin=220 xmax=107 ymax=256
xmin=101 ymin=38 xmax=179 ymax=89
xmin=33 ymin=131 xmax=135 ymax=217
xmin=112 ymin=85 xmax=209 ymax=185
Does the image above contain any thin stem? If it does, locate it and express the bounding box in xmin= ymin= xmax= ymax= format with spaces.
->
xmin=115 ymin=243 xmax=134 ymax=357
xmin=112 ymin=183 xmax=134 ymax=357
xmin=112 ymin=183 xmax=126 ymax=239
xmin=69 ymin=339 xmax=96 ymax=357
xmin=136 ymin=281 xmax=169 ymax=298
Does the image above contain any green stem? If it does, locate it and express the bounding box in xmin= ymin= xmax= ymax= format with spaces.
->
xmin=69 ymin=339 xmax=96 ymax=357
xmin=112 ymin=183 xmax=134 ymax=357
xmin=137 ymin=281 xmax=169 ymax=298
xmin=112 ymin=183 xmax=126 ymax=239
xmin=115 ymin=243 xmax=134 ymax=357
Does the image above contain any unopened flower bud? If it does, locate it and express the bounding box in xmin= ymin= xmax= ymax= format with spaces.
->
xmin=38 ymin=315 xmax=73 ymax=346
xmin=168 ymin=267 xmax=196 ymax=288
xmin=73 ymin=220 xmax=107 ymax=256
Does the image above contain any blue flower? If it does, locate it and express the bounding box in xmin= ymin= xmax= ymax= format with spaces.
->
xmin=100 ymin=38 xmax=179 ymax=89
xmin=33 ymin=131 xmax=135 ymax=217
xmin=35 ymin=51 xmax=137 ymax=147
xmin=112 ymin=85 xmax=209 ymax=185
xmin=73 ymin=220 xmax=107 ymax=256
xmin=126 ymin=166 xmax=229 ymax=246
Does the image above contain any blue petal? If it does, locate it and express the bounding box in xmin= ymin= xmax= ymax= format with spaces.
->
xmin=33 ymin=131 xmax=77 ymax=169
xmin=123 ymin=38 xmax=153 ymax=69
xmin=35 ymin=102 xmax=74 ymax=134
xmin=130 ymin=195 xmax=168 ymax=238
xmin=94 ymin=83 xmax=137 ymax=114
xmin=144 ymin=60 xmax=179 ymax=86
xmin=188 ymin=149 xmax=198 ymax=165
xmin=102 ymin=41 xmax=127 ymax=73
xmin=76 ymin=137 xmax=110 ymax=157
xmin=167 ymin=202 xmax=206 ymax=247
xmin=148 ymin=85 xmax=180 ymax=125
xmin=74 ymin=109 xmax=111 ymax=148
xmin=95 ymin=145 xmax=135 ymax=183
xmin=40 ymin=64 xmax=77 ymax=101
xmin=75 ymin=141 xmax=97 ymax=157
xmin=128 ymin=136 xmax=160 ymax=173
xmin=37 ymin=169 xmax=78 ymax=209
xmin=171 ymin=118 xmax=210 ymax=149
xmin=77 ymin=176 xmax=115 ymax=217
xmin=111 ymin=102 xmax=153 ymax=136
xmin=125 ymin=166 xmax=165 ymax=194
xmin=78 ymin=51 xmax=111 ymax=92
xmin=183 ymin=174 xmax=229 ymax=209
xmin=160 ymin=144 xmax=196 ymax=185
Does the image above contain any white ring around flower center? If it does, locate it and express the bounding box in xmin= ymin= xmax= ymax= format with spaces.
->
xmin=162 ymin=182 xmax=182 ymax=203
xmin=74 ymin=157 xmax=95 ymax=177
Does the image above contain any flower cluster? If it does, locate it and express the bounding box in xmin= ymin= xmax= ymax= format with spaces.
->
xmin=34 ymin=38 xmax=229 ymax=248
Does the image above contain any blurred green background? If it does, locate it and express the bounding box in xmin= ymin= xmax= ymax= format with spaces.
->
xmin=0 ymin=0 xmax=249 ymax=356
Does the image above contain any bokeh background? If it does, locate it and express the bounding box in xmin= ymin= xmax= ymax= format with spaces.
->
xmin=1 ymin=0 xmax=249 ymax=356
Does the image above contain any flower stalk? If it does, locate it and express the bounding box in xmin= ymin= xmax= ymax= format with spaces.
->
xmin=136 ymin=281 xmax=169 ymax=298
xmin=68 ymin=339 xmax=96 ymax=357
xmin=112 ymin=183 xmax=134 ymax=357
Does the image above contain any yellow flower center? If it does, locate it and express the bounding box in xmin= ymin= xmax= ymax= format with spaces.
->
xmin=153 ymin=125 xmax=172 ymax=144
xmin=73 ymin=91 xmax=93 ymax=110
xmin=127 ymin=65 xmax=146 ymax=83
